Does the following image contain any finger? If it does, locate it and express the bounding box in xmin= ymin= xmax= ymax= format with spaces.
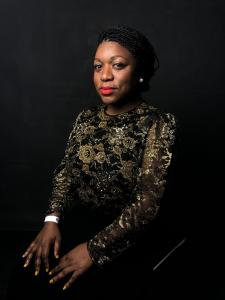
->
xmin=34 ymin=247 xmax=42 ymax=276
xmin=49 ymin=267 xmax=70 ymax=284
xmin=62 ymin=271 xmax=80 ymax=291
xmin=42 ymin=247 xmax=50 ymax=273
xmin=54 ymin=239 xmax=61 ymax=259
xmin=49 ymin=261 xmax=63 ymax=276
xmin=23 ymin=252 xmax=33 ymax=268
xmin=22 ymin=241 xmax=35 ymax=258
xmin=49 ymin=255 xmax=67 ymax=276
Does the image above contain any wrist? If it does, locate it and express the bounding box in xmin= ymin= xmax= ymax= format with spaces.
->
xmin=85 ymin=242 xmax=94 ymax=267
xmin=44 ymin=215 xmax=60 ymax=224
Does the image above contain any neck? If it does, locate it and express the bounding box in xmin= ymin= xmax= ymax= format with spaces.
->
xmin=105 ymin=96 xmax=143 ymax=116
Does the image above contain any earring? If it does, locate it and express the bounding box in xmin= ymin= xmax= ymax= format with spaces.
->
xmin=139 ymin=78 xmax=144 ymax=83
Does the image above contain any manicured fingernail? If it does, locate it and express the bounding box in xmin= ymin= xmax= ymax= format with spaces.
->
xmin=49 ymin=271 xmax=52 ymax=276
xmin=23 ymin=263 xmax=28 ymax=268
xmin=49 ymin=279 xmax=53 ymax=284
xmin=34 ymin=270 xmax=39 ymax=276
xmin=63 ymin=285 xmax=67 ymax=291
xmin=55 ymin=254 xmax=59 ymax=259
xmin=45 ymin=268 xmax=49 ymax=273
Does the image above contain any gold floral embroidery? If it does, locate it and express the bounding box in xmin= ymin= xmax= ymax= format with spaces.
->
xmin=97 ymin=110 xmax=109 ymax=121
xmin=94 ymin=143 xmax=104 ymax=151
xmin=113 ymin=145 xmax=122 ymax=155
xmin=84 ymin=126 xmax=95 ymax=135
xmin=123 ymin=137 xmax=136 ymax=150
xmin=95 ymin=151 xmax=106 ymax=164
xmin=108 ymin=134 xmax=122 ymax=146
xmin=47 ymin=101 xmax=177 ymax=268
xmin=78 ymin=145 xmax=95 ymax=164
xmin=99 ymin=121 xmax=107 ymax=128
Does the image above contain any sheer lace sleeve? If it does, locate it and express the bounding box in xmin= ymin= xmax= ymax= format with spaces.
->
xmin=46 ymin=111 xmax=83 ymax=217
xmin=87 ymin=112 xmax=177 ymax=267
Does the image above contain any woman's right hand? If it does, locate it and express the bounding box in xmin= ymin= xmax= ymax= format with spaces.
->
xmin=22 ymin=222 xmax=61 ymax=275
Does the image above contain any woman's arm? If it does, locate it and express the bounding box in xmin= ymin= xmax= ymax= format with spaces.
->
xmin=87 ymin=112 xmax=177 ymax=267
xmin=46 ymin=110 xmax=84 ymax=217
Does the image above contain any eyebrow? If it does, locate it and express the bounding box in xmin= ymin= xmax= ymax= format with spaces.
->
xmin=94 ymin=55 xmax=127 ymax=62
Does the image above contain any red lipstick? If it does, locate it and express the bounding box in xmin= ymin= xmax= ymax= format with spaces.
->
xmin=100 ymin=87 xmax=114 ymax=95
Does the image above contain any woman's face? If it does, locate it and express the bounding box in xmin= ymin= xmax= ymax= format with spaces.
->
xmin=93 ymin=41 xmax=139 ymax=106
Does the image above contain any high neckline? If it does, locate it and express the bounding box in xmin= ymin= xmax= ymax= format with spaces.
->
xmin=101 ymin=100 xmax=147 ymax=119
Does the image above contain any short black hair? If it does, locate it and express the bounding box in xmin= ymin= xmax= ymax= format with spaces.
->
xmin=97 ymin=25 xmax=159 ymax=92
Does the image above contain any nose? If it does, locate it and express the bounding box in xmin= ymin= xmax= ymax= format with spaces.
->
xmin=101 ymin=65 xmax=113 ymax=81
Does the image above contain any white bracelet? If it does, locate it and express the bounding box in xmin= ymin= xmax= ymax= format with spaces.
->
xmin=44 ymin=215 xmax=59 ymax=224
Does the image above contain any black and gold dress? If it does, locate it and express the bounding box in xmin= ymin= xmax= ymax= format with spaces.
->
xmin=45 ymin=100 xmax=178 ymax=298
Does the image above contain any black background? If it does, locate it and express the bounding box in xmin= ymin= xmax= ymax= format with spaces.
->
xmin=0 ymin=0 xmax=224 ymax=299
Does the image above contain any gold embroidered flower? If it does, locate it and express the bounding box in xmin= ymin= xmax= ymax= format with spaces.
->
xmin=120 ymin=160 xmax=134 ymax=180
xmin=113 ymin=145 xmax=122 ymax=155
xmin=84 ymin=126 xmax=95 ymax=135
xmin=99 ymin=121 xmax=107 ymax=128
xmin=95 ymin=151 xmax=106 ymax=164
xmin=97 ymin=110 xmax=106 ymax=120
xmin=108 ymin=134 xmax=122 ymax=146
xmin=123 ymin=137 xmax=136 ymax=149
xmin=78 ymin=145 xmax=95 ymax=164
xmin=95 ymin=143 xmax=104 ymax=151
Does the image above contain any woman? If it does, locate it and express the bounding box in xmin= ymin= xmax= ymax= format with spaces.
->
xmin=7 ymin=25 xmax=178 ymax=299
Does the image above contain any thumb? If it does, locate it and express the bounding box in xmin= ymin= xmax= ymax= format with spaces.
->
xmin=54 ymin=238 xmax=61 ymax=259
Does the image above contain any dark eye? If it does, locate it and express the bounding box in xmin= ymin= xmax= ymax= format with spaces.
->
xmin=93 ymin=64 xmax=102 ymax=71
xmin=113 ymin=63 xmax=126 ymax=70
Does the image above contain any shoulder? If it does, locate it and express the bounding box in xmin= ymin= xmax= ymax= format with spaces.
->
xmin=141 ymin=102 xmax=177 ymax=148
xmin=73 ymin=104 xmax=102 ymax=123
xmin=160 ymin=111 xmax=177 ymax=131
xmin=143 ymin=102 xmax=177 ymax=129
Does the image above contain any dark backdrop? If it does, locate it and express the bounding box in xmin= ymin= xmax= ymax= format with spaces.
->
xmin=0 ymin=0 xmax=224 ymax=298
xmin=1 ymin=0 xmax=224 ymax=231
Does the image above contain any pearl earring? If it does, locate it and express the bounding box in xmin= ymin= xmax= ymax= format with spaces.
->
xmin=139 ymin=78 xmax=144 ymax=83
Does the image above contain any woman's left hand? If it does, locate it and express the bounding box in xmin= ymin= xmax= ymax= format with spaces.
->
xmin=49 ymin=242 xmax=93 ymax=290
